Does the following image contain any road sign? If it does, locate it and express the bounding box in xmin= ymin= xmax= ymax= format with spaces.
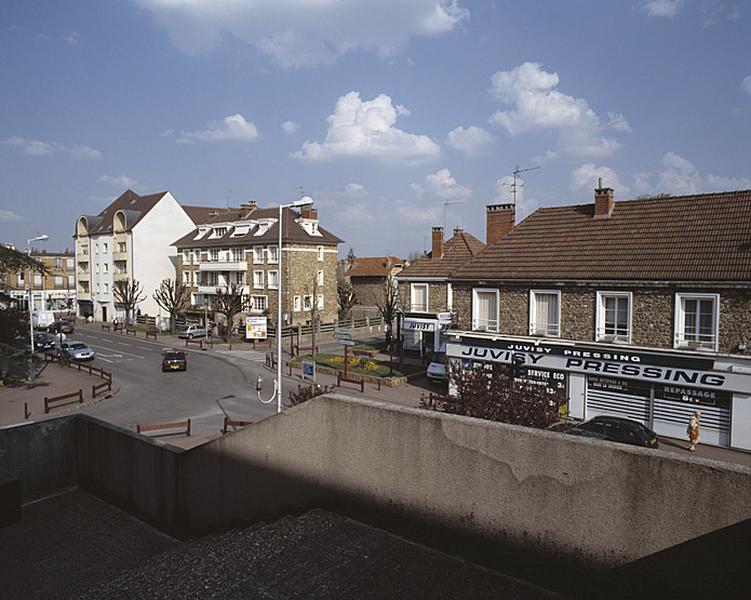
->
xmin=339 ymin=339 xmax=356 ymax=346
xmin=334 ymin=327 xmax=352 ymax=339
xmin=302 ymin=360 xmax=316 ymax=381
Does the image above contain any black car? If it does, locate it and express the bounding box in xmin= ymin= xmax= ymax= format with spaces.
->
xmin=34 ymin=332 xmax=57 ymax=352
xmin=574 ymin=415 xmax=659 ymax=449
xmin=49 ymin=320 xmax=75 ymax=334
xmin=161 ymin=349 xmax=187 ymax=372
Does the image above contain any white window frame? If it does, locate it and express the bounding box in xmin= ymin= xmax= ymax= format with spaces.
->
xmin=17 ymin=274 xmax=24 ymax=285
xmin=317 ymin=294 xmax=324 ymax=310
xmin=267 ymin=245 xmax=279 ymax=264
xmin=317 ymin=269 xmax=324 ymax=287
xmin=34 ymin=274 xmax=42 ymax=286
xmin=447 ymin=283 xmax=453 ymax=311
xmin=472 ymin=288 xmax=499 ymax=333
xmin=293 ymin=295 xmax=301 ymax=312
xmin=253 ymin=247 xmax=265 ymax=264
xmin=66 ymin=258 xmax=74 ymax=269
xmin=209 ymin=248 xmax=219 ymax=262
xmin=231 ymin=247 xmax=244 ymax=262
xmin=250 ymin=295 xmax=267 ymax=312
xmin=596 ymin=291 xmax=632 ymax=344
xmin=67 ymin=275 xmax=74 ymax=286
xmin=103 ymin=263 xmax=109 ymax=274
xmin=183 ymin=250 xmax=189 ymax=264
xmin=303 ymin=295 xmax=313 ymax=311
xmin=103 ymin=242 xmax=109 ymax=253
xmin=103 ymin=282 xmax=109 ymax=294
xmin=183 ymin=271 xmax=191 ymax=285
xmin=674 ymin=293 xmax=719 ymax=352
xmin=55 ymin=258 xmax=62 ymax=269
xmin=410 ymin=283 xmax=429 ymax=312
xmin=529 ymin=290 xmax=561 ymax=338
xmin=253 ymin=270 xmax=264 ymax=289
xmin=54 ymin=276 xmax=63 ymax=287
xmin=317 ymin=246 xmax=324 ymax=262
xmin=267 ymin=270 xmax=279 ymax=289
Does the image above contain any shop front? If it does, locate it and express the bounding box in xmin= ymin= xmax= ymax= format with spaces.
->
xmin=400 ymin=312 xmax=452 ymax=357
xmin=447 ymin=332 xmax=751 ymax=450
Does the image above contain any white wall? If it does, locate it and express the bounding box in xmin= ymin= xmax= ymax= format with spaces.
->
xmin=131 ymin=192 xmax=197 ymax=317
xmin=732 ymin=393 xmax=751 ymax=451
xmin=90 ymin=233 xmax=114 ymax=321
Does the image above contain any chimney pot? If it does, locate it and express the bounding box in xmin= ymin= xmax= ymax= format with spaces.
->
xmin=300 ymin=206 xmax=318 ymax=220
xmin=453 ymin=226 xmax=464 ymax=236
xmin=431 ymin=226 xmax=444 ymax=259
xmin=486 ymin=203 xmax=515 ymax=245
xmin=594 ymin=185 xmax=615 ymax=219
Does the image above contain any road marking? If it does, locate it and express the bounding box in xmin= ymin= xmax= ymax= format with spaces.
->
xmin=86 ymin=343 xmax=145 ymax=359
xmin=137 ymin=346 xmax=151 ymax=351
xmin=117 ymin=342 xmax=134 ymax=347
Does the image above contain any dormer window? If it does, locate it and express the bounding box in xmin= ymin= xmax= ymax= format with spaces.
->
xmin=254 ymin=223 xmax=270 ymax=236
xmin=211 ymin=227 xmax=227 ymax=238
xmin=231 ymin=225 xmax=250 ymax=237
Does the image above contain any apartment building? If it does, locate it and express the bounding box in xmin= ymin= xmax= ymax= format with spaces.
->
xmin=447 ymin=186 xmax=751 ymax=450
xmin=74 ymin=190 xmax=211 ymax=321
xmin=1 ymin=247 xmax=76 ymax=311
xmin=173 ymin=201 xmax=342 ymax=327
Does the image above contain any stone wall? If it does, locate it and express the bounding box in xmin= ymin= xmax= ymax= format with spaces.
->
xmin=283 ymin=245 xmax=339 ymax=325
xmin=351 ymin=277 xmax=385 ymax=307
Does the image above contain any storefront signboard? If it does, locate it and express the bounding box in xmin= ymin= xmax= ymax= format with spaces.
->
xmin=245 ymin=316 xmax=268 ymax=340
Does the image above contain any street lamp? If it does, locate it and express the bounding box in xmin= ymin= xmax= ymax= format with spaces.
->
xmin=27 ymin=234 xmax=49 ymax=380
xmin=257 ymin=195 xmax=314 ymax=413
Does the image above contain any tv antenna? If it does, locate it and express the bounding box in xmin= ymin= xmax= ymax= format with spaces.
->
xmin=443 ymin=199 xmax=465 ymax=232
xmin=505 ymin=165 xmax=541 ymax=205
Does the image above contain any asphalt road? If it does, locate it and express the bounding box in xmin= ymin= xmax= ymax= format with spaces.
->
xmin=71 ymin=325 xmax=283 ymax=442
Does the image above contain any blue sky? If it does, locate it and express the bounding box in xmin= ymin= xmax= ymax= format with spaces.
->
xmin=1 ymin=0 xmax=750 ymax=257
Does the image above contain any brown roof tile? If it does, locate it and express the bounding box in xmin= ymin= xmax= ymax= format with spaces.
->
xmin=347 ymin=256 xmax=404 ymax=277
xmin=399 ymin=231 xmax=485 ymax=279
xmin=81 ymin=189 xmax=166 ymax=235
xmin=453 ymin=189 xmax=751 ymax=282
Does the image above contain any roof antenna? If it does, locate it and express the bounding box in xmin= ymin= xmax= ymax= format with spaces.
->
xmin=598 ymin=176 xmax=603 ymax=189
xmin=443 ymin=199 xmax=465 ymax=232
xmin=504 ymin=165 xmax=541 ymax=205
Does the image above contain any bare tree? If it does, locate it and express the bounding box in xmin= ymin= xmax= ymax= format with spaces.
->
xmin=113 ymin=279 xmax=146 ymax=325
xmin=303 ymin=274 xmax=321 ymax=356
xmin=214 ymin=283 xmax=246 ymax=350
xmin=153 ymin=279 xmax=192 ymax=334
xmin=373 ymin=261 xmax=400 ymax=351
xmin=337 ymin=280 xmax=356 ymax=321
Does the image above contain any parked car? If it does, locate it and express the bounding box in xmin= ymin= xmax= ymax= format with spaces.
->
xmin=177 ymin=324 xmax=208 ymax=339
xmin=62 ymin=341 xmax=95 ymax=361
xmin=574 ymin=415 xmax=659 ymax=449
xmin=34 ymin=332 xmax=57 ymax=352
xmin=32 ymin=310 xmax=56 ymax=330
xmin=49 ymin=320 xmax=74 ymax=334
xmin=161 ymin=349 xmax=187 ymax=372
xmin=426 ymin=351 xmax=449 ymax=383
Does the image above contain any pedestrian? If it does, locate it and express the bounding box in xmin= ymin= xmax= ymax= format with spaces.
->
xmin=687 ymin=410 xmax=701 ymax=451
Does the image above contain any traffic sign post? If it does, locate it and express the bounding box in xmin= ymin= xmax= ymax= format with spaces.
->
xmin=335 ymin=327 xmax=355 ymax=378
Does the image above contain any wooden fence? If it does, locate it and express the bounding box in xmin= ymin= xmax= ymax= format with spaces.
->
xmin=137 ymin=419 xmax=191 ymax=437
xmin=44 ymin=389 xmax=83 ymax=414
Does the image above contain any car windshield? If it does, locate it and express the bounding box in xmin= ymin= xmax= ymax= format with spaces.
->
xmin=165 ymin=352 xmax=185 ymax=360
xmin=430 ymin=352 xmax=446 ymax=363
xmin=70 ymin=343 xmax=87 ymax=350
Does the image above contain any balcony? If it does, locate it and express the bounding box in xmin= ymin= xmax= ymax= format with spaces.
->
xmin=410 ymin=303 xmax=429 ymax=312
xmin=529 ymin=322 xmax=560 ymax=338
xmin=78 ymin=289 xmax=91 ymax=300
xmin=197 ymin=285 xmax=249 ymax=295
xmin=472 ymin=318 xmax=499 ymax=333
xmin=199 ymin=259 xmax=248 ymax=272
xmin=77 ymin=272 xmax=90 ymax=281
xmin=113 ymin=251 xmax=128 ymax=262
xmin=675 ymin=332 xmax=716 ymax=351
xmin=114 ymin=272 xmax=129 ymax=282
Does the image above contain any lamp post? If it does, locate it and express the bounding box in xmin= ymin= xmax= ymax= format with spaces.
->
xmin=257 ymin=195 xmax=314 ymax=414
xmin=27 ymin=234 xmax=49 ymax=380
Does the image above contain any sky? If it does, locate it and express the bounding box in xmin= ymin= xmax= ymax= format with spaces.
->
xmin=1 ymin=0 xmax=750 ymax=257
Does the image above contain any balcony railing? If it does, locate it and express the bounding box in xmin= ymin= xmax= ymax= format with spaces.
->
xmin=197 ymin=284 xmax=249 ymax=295
xmin=199 ymin=259 xmax=248 ymax=272
xmin=529 ymin=321 xmax=560 ymax=338
xmin=596 ymin=327 xmax=630 ymax=343
xmin=675 ymin=332 xmax=716 ymax=351
xmin=410 ymin=303 xmax=428 ymax=312
xmin=113 ymin=251 xmax=128 ymax=262
xmin=472 ymin=318 xmax=499 ymax=333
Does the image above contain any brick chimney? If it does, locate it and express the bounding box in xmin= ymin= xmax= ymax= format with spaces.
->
xmin=486 ymin=203 xmax=515 ymax=245
xmin=240 ymin=200 xmax=257 ymax=211
xmin=594 ymin=178 xmax=615 ymax=219
xmin=453 ymin=226 xmax=464 ymax=236
xmin=300 ymin=206 xmax=318 ymax=220
xmin=431 ymin=226 xmax=444 ymax=259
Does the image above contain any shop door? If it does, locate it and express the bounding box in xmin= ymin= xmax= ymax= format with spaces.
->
xmin=102 ymin=306 xmax=107 ymax=322
xmin=585 ymin=376 xmax=651 ymax=427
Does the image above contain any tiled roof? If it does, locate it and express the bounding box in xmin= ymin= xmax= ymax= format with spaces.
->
xmin=82 ymin=189 xmax=166 ymax=235
xmin=173 ymin=206 xmax=343 ymax=248
xmin=181 ymin=205 xmax=239 ymax=226
xmin=347 ymin=256 xmax=404 ymax=277
xmin=398 ymin=231 xmax=485 ymax=279
xmin=453 ymin=189 xmax=751 ymax=282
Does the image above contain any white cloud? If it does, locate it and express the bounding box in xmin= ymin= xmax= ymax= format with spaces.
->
xmin=0 ymin=209 xmax=24 ymax=223
xmin=446 ymin=125 xmax=494 ymax=156
xmin=293 ymin=92 xmax=440 ymax=164
xmin=411 ymin=168 xmax=471 ymax=201
xmin=281 ymin=120 xmax=299 ymax=135
xmin=134 ymin=0 xmax=469 ymax=67
xmin=344 ymin=182 xmax=367 ymax=195
xmin=178 ymin=114 xmax=260 ymax=143
xmin=571 ymin=164 xmax=630 ymax=196
xmin=640 ymin=0 xmax=684 ymax=18
xmin=3 ymin=136 xmax=101 ymax=159
xmin=397 ymin=202 xmax=440 ymax=224
xmin=63 ymin=31 xmax=79 ymax=46
xmin=742 ymin=75 xmax=751 ymax=95
xmin=489 ymin=62 xmax=628 ymax=157
xmin=160 ymin=128 xmax=175 ymax=137
xmin=98 ymin=174 xmax=137 ymax=188
xmin=635 ymin=152 xmax=751 ymax=196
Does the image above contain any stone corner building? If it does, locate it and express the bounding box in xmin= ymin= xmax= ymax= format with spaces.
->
xmin=173 ymin=202 xmax=343 ymax=327
xmin=347 ymin=256 xmax=405 ymax=307
xmin=448 ymin=185 xmax=751 ymax=451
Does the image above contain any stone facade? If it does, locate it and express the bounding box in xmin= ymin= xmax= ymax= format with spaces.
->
xmin=2 ymin=250 xmax=77 ymax=310
xmin=451 ymin=282 xmax=751 ymax=356
xmin=351 ymin=277 xmax=385 ymax=307
xmin=398 ymin=281 xmax=450 ymax=313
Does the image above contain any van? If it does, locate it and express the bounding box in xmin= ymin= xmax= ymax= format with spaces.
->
xmin=32 ymin=311 xmax=56 ymax=330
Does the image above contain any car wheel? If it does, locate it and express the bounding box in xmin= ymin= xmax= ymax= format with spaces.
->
xmin=188 ymin=333 xmax=194 ymax=339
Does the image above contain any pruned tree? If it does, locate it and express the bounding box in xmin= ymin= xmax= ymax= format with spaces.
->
xmin=420 ymin=362 xmax=564 ymax=430
xmin=346 ymin=247 xmax=356 ymax=265
xmin=113 ymin=279 xmax=146 ymax=325
xmin=373 ymin=262 xmax=400 ymax=351
xmin=153 ymin=278 xmax=192 ymax=334
xmin=303 ymin=274 xmax=321 ymax=356
xmin=337 ymin=279 xmax=356 ymax=321
xmin=287 ymin=383 xmax=335 ymax=407
xmin=214 ymin=283 xmax=246 ymax=350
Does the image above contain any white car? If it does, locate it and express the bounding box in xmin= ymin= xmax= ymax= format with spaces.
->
xmin=62 ymin=341 xmax=95 ymax=361
xmin=177 ymin=324 xmax=208 ymax=339
xmin=427 ymin=351 xmax=448 ymax=383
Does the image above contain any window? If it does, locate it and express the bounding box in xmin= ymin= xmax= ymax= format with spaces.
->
xmin=596 ymin=292 xmax=631 ymax=343
xmin=232 ymin=272 xmax=246 ymax=286
xmin=54 ymin=276 xmax=63 ymax=287
xmin=267 ymin=245 xmax=278 ymax=264
xmin=96 ymin=282 xmax=100 ymax=293
xmin=303 ymin=295 xmax=313 ymax=311
xmin=207 ymin=272 xmax=219 ymax=286
xmin=410 ymin=284 xmax=429 ymax=312
xmin=55 ymin=258 xmax=62 ymax=269
xmin=253 ymin=247 xmax=264 ymax=264
xmin=268 ymin=270 xmax=279 ymax=289
xmin=67 ymin=275 xmax=74 ymax=287
xmin=103 ymin=263 xmax=109 ymax=274
xmin=34 ymin=274 xmax=42 ymax=286
xmin=253 ymin=270 xmax=264 ymax=289
xmin=231 ymin=225 xmax=249 ymax=237
xmin=529 ymin=290 xmax=560 ymax=337
xmin=95 ymin=243 xmax=99 ymax=254
xmin=231 ymin=247 xmax=245 ymax=262
xmin=104 ymin=282 xmax=109 ymax=294
xmin=212 ymin=227 xmax=227 ymax=238
xmin=183 ymin=271 xmax=191 ymax=285
xmin=447 ymin=283 xmax=453 ymax=311
xmin=250 ymin=295 xmax=267 ymax=312
xmin=103 ymin=243 xmax=109 ymax=253
xmin=66 ymin=258 xmax=74 ymax=269
xmin=118 ymin=242 xmax=126 ymax=253
xmin=95 ymin=263 xmax=99 ymax=274
xmin=183 ymin=250 xmax=189 ymax=263
xmin=472 ymin=288 xmax=499 ymax=332
xmin=675 ymin=293 xmax=719 ymax=351
xmin=317 ymin=246 xmax=324 ymax=261
xmin=17 ymin=274 xmax=24 ymax=285
xmin=293 ymin=295 xmax=301 ymax=312
xmin=317 ymin=294 xmax=324 ymax=310
xmin=317 ymin=269 xmax=324 ymax=287
xmin=209 ymin=248 xmax=219 ymax=262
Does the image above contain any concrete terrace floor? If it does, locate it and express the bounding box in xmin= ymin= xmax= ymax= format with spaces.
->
xmin=1 ymin=488 xmax=565 ymax=600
